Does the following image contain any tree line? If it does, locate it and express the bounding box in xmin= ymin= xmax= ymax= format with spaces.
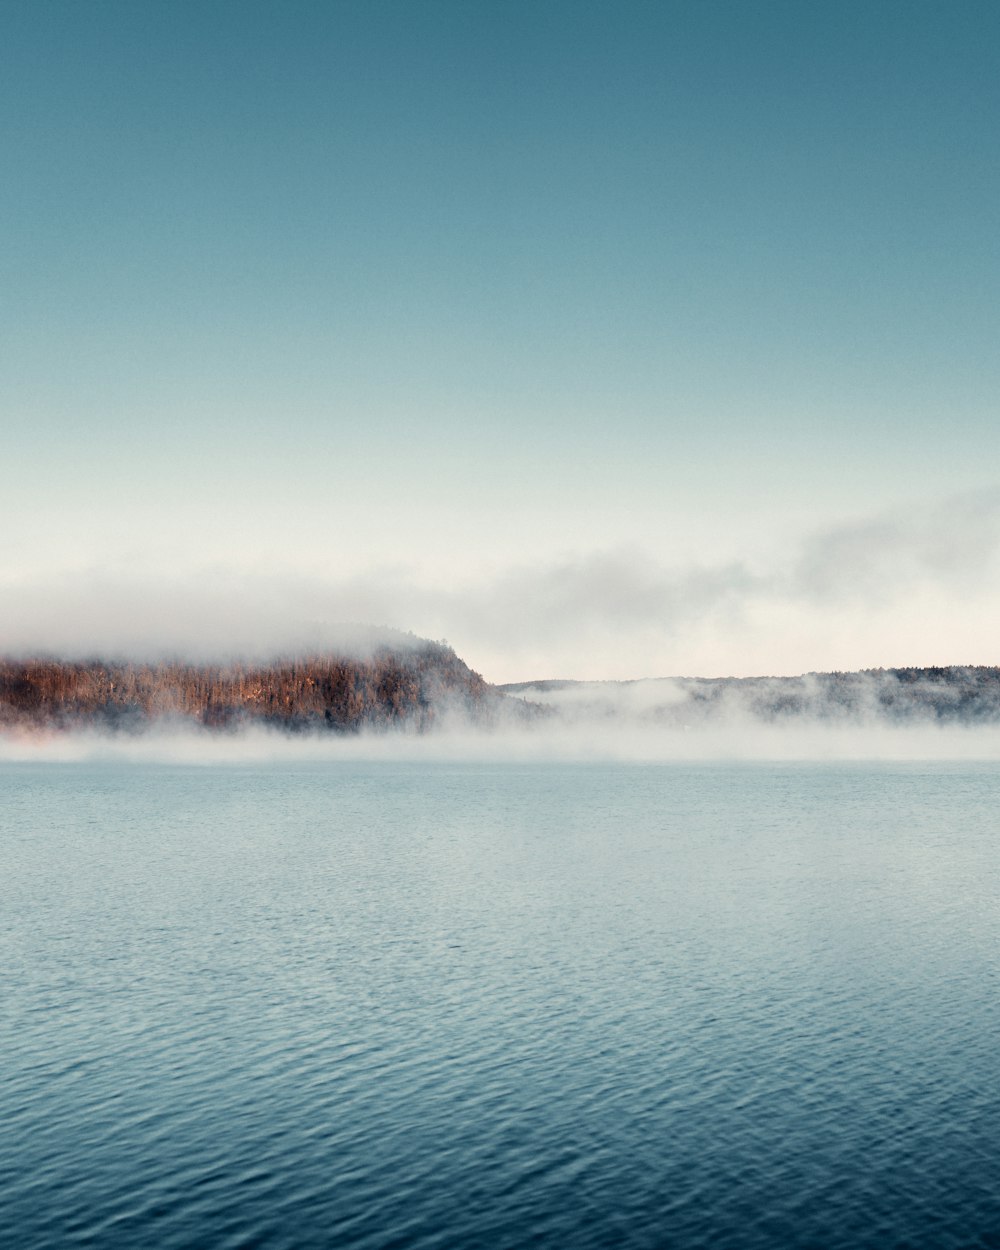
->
xmin=0 ymin=642 xmax=503 ymax=733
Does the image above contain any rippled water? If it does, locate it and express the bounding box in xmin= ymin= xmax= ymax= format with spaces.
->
xmin=3 ymin=760 xmax=1000 ymax=1249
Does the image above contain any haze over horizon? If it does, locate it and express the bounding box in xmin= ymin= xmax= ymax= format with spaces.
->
xmin=4 ymin=2 xmax=999 ymax=682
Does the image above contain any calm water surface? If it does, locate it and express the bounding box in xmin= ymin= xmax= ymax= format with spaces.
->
xmin=3 ymin=760 xmax=1000 ymax=1249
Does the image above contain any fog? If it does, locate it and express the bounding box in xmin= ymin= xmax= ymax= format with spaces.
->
xmin=5 ymin=690 xmax=1000 ymax=765
xmin=3 ymin=489 xmax=1000 ymax=681
xmin=4 ymin=724 xmax=1000 ymax=765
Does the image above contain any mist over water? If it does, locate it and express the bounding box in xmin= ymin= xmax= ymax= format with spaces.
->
xmin=5 ymin=717 xmax=1000 ymax=765
xmin=6 ymin=4 xmax=1000 ymax=1245
xmin=8 ymin=657 xmax=1000 ymax=763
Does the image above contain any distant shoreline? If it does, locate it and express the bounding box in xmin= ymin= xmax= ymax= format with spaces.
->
xmin=4 ymin=645 xmax=1000 ymax=736
xmin=0 ymin=643 xmax=532 ymax=736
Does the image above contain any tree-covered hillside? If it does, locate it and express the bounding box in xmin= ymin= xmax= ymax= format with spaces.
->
xmin=0 ymin=641 xmax=521 ymax=734
xmin=501 ymin=667 xmax=1000 ymax=726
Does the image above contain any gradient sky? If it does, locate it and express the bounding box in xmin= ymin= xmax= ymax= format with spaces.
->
xmin=3 ymin=1 xmax=1000 ymax=679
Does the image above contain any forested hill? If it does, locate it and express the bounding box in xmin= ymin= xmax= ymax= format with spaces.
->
xmin=0 ymin=641 xmax=525 ymax=734
xmin=500 ymin=667 xmax=1000 ymax=726
xmin=10 ymin=653 xmax=1000 ymax=737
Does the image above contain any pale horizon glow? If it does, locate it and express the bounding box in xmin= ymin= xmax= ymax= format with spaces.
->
xmin=4 ymin=488 xmax=1000 ymax=683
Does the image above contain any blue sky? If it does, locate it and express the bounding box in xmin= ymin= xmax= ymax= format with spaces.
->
xmin=3 ymin=2 xmax=999 ymax=677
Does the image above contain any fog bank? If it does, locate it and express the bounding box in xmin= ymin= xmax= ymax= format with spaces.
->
xmin=5 ymin=490 xmax=1000 ymax=681
xmin=4 ymin=716 xmax=1000 ymax=765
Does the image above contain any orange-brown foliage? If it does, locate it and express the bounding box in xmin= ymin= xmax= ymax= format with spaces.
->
xmin=0 ymin=643 xmax=500 ymax=733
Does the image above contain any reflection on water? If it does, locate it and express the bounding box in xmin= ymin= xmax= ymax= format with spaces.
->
xmin=3 ymin=761 xmax=1000 ymax=1249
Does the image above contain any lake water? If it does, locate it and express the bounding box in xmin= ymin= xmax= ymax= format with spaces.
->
xmin=3 ymin=759 xmax=1000 ymax=1249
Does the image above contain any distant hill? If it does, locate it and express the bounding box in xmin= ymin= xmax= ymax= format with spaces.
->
xmin=8 ymin=651 xmax=1000 ymax=738
xmin=0 ymin=640 xmax=533 ymax=735
xmin=500 ymin=667 xmax=1000 ymax=726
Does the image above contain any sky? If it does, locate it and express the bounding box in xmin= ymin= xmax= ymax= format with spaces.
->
xmin=3 ymin=0 xmax=999 ymax=680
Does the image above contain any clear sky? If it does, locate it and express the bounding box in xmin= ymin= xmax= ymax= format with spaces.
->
xmin=3 ymin=1 xmax=1000 ymax=679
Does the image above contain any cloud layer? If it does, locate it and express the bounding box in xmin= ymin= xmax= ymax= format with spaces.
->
xmin=4 ymin=490 xmax=1000 ymax=682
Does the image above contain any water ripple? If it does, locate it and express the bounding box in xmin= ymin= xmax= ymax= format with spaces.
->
xmin=3 ymin=760 xmax=1000 ymax=1248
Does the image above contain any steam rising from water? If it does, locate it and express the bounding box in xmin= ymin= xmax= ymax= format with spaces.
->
xmin=4 ymin=717 xmax=1000 ymax=765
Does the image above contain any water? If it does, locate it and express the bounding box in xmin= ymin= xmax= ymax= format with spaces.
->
xmin=3 ymin=759 xmax=1000 ymax=1249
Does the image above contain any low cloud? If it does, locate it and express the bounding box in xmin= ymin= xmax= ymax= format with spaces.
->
xmin=4 ymin=489 xmax=1000 ymax=681
xmin=789 ymin=489 xmax=1000 ymax=604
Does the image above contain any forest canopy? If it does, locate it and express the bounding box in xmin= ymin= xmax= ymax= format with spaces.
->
xmin=0 ymin=641 xmax=516 ymax=734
